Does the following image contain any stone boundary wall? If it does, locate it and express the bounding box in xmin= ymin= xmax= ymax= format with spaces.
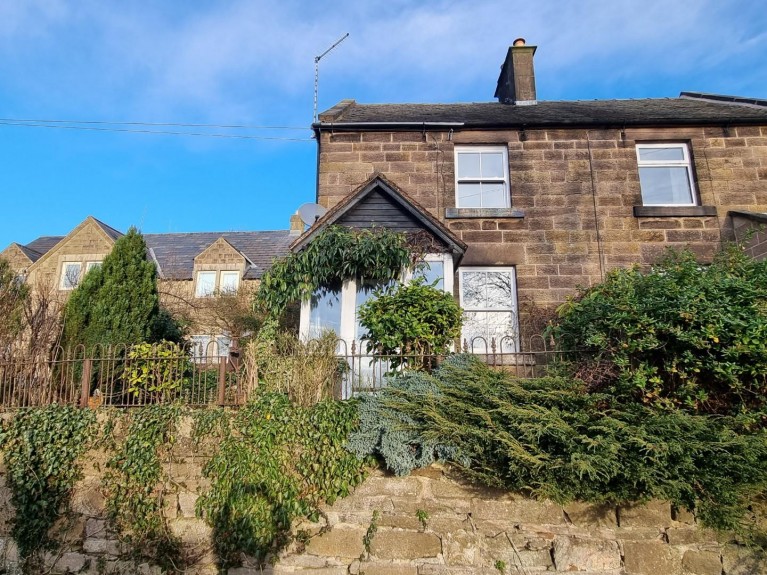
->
xmin=0 ymin=420 xmax=762 ymax=575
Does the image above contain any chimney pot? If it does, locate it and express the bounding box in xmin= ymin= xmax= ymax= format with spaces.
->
xmin=495 ymin=40 xmax=537 ymax=105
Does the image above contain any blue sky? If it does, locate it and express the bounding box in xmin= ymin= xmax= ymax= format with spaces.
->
xmin=1 ymin=0 xmax=766 ymax=248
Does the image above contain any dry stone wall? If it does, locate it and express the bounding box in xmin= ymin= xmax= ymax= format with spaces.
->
xmin=0 ymin=423 xmax=762 ymax=575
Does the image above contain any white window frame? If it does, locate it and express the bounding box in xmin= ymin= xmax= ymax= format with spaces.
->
xmin=59 ymin=262 xmax=82 ymax=290
xmin=299 ymin=253 xmax=454 ymax=344
xmin=458 ymin=266 xmax=519 ymax=353
xmin=195 ymin=271 xmax=217 ymax=298
xmin=635 ymin=143 xmax=697 ymax=206
xmin=454 ymin=145 xmax=510 ymax=209
xmin=219 ymin=271 xmax=240 ymax=295
xmin=85 ymin=261 xmax=101 ymax=273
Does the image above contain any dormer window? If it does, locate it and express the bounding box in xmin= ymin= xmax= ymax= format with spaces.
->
xmin=195 ymin=270 xmax=240 ymax=297
xmin=454 ymin=146 xmax=510 ymax=208
xmin=219 ymin=271 xmax=240 ymax=294
xmin=195 ymin=271 xmax=217 ymax=297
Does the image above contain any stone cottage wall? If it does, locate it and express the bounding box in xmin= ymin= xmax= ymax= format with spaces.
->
xmin=0 ymin=418 xmax=761 ymax=575
xmin=316 ymin=124 xmax=767 ymax=320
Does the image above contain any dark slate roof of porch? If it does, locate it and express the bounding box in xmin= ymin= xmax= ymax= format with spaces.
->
xmin=290 ymin=173 xmax=467 ymax=256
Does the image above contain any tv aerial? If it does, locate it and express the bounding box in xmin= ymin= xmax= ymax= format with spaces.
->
xmin=297 ymin=203 xmax=328 ymax=227
xmin=314 ymin=33 xmax=349 ymax=123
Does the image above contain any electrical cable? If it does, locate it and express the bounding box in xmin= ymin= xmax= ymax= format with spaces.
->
xmin=0 ymin=121 xmax=314 ymax=141
xmin=0 ymin=117 xmax=307 ymax=130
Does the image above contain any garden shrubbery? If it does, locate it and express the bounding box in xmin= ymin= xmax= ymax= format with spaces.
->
xmin=349 ymin=243 xmax=767 ymax=536
xmin=551 ymin=244 xmax=767 ymax=415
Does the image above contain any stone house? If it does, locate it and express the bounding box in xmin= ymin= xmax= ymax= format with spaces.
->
xmin=302 ymin=39 xmax=767 ymax=351
xmin=0 ymin=216 xmax=295 ymax=354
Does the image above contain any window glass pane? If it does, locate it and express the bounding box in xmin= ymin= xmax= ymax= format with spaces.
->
xmin=484 ymin=271 xmax=515 ymax=310
xmin=461 ymin=271 xmax=487 ymax=309
xmin=309 ymin=286 xmax=342 ymax=338
xmin=219 ymin=272 xmax=239 ymax=294
xmin=638 ymin=146 xmax=685 ymax=162
xmin=61 ymin=263 xmax=81 ymax=289
xmin=481 ymin=182 xmax=507 ymax=208
xmin=216 ymin=336 xmax=231 ymax=357
xmin=191 ymin=335 xmax=211 ymax=362
xmin=195 ymin=271 xmax=216 ymax=297
xmin=414 ymin=260 xmax=444 ymax=290
xmin=639 ymin=167 xmax=693 ymax=205
xmin=85 ymin=261 xmax=101 ymax=273
xmin=355 ymin=278 xmax=395 ymax=340
xmin=462 ymin=311 xmax=516 ymax=352
xmin=457 ymin=152 xmax=481 ymax=179
xmin=457 ymin=183 xmax=482 ymax=208
xmin=481 ymin=152 xmax=505 ymax=178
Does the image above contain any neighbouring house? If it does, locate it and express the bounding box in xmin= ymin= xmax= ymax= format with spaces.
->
xmin=0 ymin=215 xmax=296 ymax=355
xmin=301 ymin=38 xmax=767 ymax=352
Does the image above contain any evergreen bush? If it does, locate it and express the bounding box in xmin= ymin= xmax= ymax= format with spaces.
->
xmin=346 ymin=356 xmax=468 ymax=475
xmin=550 ymin=244 xmax=767 ymax=415
xmin=62 ymin=227 xmax=180 ymax=349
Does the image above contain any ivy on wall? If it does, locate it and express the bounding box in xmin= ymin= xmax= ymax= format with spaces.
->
xmin=256 ymin=226 xmax=414 ymax=318
xmin=195 ymin=391 xmax=367 ymax=568
xmin=0 ymin=405 xmax=96 ymax=572
xmin=101 ymin=404 xmax=183 ymax=570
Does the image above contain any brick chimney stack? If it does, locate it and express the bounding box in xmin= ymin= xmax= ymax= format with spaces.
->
xmin=495 ymin=38 xmax=537 ymax=105
xmin=289 ymin=213 xmax=304 ymax=236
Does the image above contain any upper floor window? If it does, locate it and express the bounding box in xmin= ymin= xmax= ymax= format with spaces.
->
xmin=636 ymin=143 xmax=697 ymax=206
xmin=195 ymin=271 xmax=217 ymax=297
xmin=195 ymin=270 xmax=240 ymax=297
xmin=85 ymin=261 xmax=101 ymax=273
xmin=60 ymin=262 xmax=82 ymax=290
xmin=219 ymin=271 xmax=240 ymax=294
xmin=454 ymin=146 xmax=510 ymax=208
xmin=59 ymin=260 xmax=103 ymax=290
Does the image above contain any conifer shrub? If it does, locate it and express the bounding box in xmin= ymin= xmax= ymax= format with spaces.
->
xmin=352 ymin=354 xmax=767 ymax=533
xmin=550 ymin=244 xmax=767 ymax=415
xmin=62 ymin=227 xmax=180 ymax=350
xmin=346 ymin=355 xmax=469 ymax=475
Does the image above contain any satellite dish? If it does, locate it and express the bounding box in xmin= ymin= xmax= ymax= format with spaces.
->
xmin=297 ymin=203 xmax=328 ymax=226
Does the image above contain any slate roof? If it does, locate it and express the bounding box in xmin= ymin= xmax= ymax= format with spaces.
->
xmin=143 ymin=231 xmax=293 ymax=280
xmin=15 ymin=243 xmax=44 ymax=262
xmin=92 ymin=218 xmax=124 ymax=241
xmin=15 ymin=230 xmax=292 ymax=280
xmin=24 ymin=236 xmax=63 ymax=260
xmin=317 ymin=93 xmax=767 ymax=129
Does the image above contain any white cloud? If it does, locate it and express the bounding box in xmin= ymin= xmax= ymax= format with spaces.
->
xmin=0 ymin=0 xmax=764 ymax=123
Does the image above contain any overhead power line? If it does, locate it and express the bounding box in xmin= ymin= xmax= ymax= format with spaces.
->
xmin=0 ymin=120 xmax=314 ymax=141
xmin=0 ymin=117 xmax=307 ymax=130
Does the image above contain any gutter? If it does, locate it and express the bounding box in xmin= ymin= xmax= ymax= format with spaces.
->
xmin=312 ymin=117 xmax=766 ymax=134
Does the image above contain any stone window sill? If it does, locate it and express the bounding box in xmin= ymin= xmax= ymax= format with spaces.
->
xmin=633 ymin=205 xmax=717 ymax=218
xmin=445 ymin=208 xmax=525 ymax=219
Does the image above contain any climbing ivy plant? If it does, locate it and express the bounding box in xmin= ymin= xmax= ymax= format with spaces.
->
xmin=195 ymin=390 xmax=367 ymax=568
xmin=256 ymin=226 xmax=413 ymax=318
xmin=101 ymin=404 xmax=183 ymax=570
xmin=0 ymin=405 xmax=96 ymax=572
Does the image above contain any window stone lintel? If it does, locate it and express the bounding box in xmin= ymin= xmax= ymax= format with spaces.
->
xmin=633 ymin=205 xmax=717 ymax=218
xmin=445 ymin=207 xmax=525 ymax=219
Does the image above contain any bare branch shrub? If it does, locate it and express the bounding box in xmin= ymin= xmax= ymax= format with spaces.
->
xmin=242 ymin=330 xmax=341 ymax=407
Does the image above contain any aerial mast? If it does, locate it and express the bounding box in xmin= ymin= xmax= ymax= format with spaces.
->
xmin=314 ymin=33 xmax=350 ymax=123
